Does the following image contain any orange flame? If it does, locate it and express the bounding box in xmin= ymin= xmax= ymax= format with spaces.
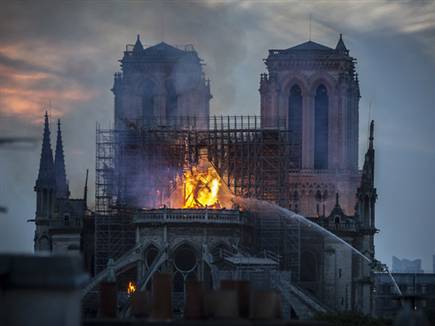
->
xmin=127 ymin=281 xmax=136 ymax=295
xmin=183 ymin=165 xmax=221 ymax=209
xmin=165 ymin=148 xmax=234 ymax=209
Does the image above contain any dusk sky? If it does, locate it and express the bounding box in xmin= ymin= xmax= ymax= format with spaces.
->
xmin=0 ymin=1 xmax=434 ymax=271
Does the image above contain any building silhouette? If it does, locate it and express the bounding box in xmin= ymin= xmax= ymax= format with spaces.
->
xmin=392 ymin=256 xmax=424 ymax=273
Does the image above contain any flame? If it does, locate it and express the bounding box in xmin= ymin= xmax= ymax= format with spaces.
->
xmin=165 ymin=148 xmax=234 ymax=209
xmin=127 ymin=281 xmax=136 ymax=295
xmin=183 ymin=166 xmax=222 ymax=209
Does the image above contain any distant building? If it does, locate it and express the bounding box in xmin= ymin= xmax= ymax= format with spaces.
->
xmin=33 ymin=113 xmax=94 ymax=275
xmin=433 ymin=255 xmax=435 ymax=273
xmin=374 ymin=272 xmax=435 ymax=319
xmin=392 ymin=256 xmax=423 ymax=273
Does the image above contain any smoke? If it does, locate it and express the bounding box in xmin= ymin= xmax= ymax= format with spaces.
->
xmin=0 ymin=0 xmax=434 ymax=272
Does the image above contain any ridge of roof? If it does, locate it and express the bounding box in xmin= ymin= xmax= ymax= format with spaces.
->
xmin=286 ymin=40 xmax=334 ymax=52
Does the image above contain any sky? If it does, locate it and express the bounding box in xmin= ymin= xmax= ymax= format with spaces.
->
xmin=0 ymin=0 xmax=434 ymax=271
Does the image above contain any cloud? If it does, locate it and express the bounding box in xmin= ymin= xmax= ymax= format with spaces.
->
xmin=1 ymin=0 xmax=434 ymax=122
xmin=0 ymin=51 xmax=58 ymax=75
xmin=0 ymin=47 xmax=99 ymax=123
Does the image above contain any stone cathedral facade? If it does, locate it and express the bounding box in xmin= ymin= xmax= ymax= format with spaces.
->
xmin=259 ymin=36 xmax=376 ymax=314
xmin=260 ymin=35 xmax=361 ymax=218
xmin=33 ymin=34 xmax=377 ymax=317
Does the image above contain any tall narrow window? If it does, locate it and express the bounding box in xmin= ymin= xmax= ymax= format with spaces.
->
xmin=142 ymin=80 xmax=155 ymax=126
xmin=300 ymin=251 xmax=318 ymax=282
xmin=288 ymin=85 xmax=302 ymax=168
xmin=314 ymin=85 xmax=329 ymax=169
xmin=165 ymin=80 xmax=178 ymax=125
xmin=64 ymin=214 xmax=70 ymax=226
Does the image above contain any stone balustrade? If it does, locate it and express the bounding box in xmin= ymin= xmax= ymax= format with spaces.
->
xmin=133 ymin=208 xmax=248 ymax=225
xmin=316 ymin=220 xmax=358 ymax=232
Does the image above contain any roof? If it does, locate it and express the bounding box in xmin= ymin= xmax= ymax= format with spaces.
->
xmin=286 ymin=40 xmax=333 ymax=52
xmin=268 ymin=37 xmax=351 ymax=59
xmin=124 ymin=38 xmax=199 ymax=64
xmin=142 ymin=42 xmax=187 ymax=57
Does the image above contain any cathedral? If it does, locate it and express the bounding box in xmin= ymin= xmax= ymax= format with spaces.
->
xmin=33 ymin=34 xmax=377 ymax=319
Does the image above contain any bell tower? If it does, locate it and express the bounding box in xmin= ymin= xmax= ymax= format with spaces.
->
xmin=260 ymin=34 xmax=360 ymax=171
xmin=260 ymin=35 xmax=361 ymax=217
xmin=112 ymin=35 xmax=211 ymax=130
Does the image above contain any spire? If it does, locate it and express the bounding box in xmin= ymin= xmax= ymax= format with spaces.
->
xmin=83 ymin=169 xmax=89 ymax=208
xmin=133 ymin=34 xmax=143 ymax=53
xmin=336 ymin=33 xmax=348 ymax=55
xmin=329 ymin=192 xmax=344 ymax=218
xmin=35 ymin=112 xmax=55 ymax=188
xmin=54 ymin=119 xmax=69 ymax=198
xmin=369 ymin=120 xmax=374 ymax=150
xmin=361 ymin=120 xmax=375 ymax=188
xmin=357 ymin=121 xmax=377 ymax=229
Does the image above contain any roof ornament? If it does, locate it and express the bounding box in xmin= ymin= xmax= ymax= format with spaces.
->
xmin=83 ymin=169 xmax=89 ymax=207
xmin=360 ymin=119 xmax=375 ymax=189
xmin=335 ymin=33 xmax=349 ymax=55
xmin=133 ymin=34 xmax=143 ymax=53
xmin=328 ymin=192 xmax=344 ymax=219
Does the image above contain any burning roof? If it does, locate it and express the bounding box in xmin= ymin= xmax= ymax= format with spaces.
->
xmin=165 ymin=148 xmax=234 ymax=209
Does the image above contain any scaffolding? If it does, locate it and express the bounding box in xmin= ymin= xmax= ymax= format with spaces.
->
xmin=95 ymin=116 xmax=299 ymax=273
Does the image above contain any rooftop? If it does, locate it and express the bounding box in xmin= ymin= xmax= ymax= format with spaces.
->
xmin=268 ymin=35 xmax=350 ymax=59
xmin=123 ymin=36 xmax=199 ymax=63
xmin=286 ymin=40 xmax=333 ymax=52
xmin=142 ymin=41 xmax=188 ymax=56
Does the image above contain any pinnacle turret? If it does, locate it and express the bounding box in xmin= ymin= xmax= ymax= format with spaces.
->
xmin=335 ymin=33 xmax=349 ymax=55
xmin=361 ymin=120 xmax=375 ymax=189
xmin=133 ymin=34 xmax=143 ymax=53
xmin=329 ymin=192 xmax=344 ymax=217
xmin=54 ymin=119 xmax=69 ymax=198
xmin=35 ymin=112 xmax=55 ymax=189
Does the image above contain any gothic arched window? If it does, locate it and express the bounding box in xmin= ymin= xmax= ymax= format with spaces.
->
xmin=314 ymin=85 xmax=329 ymax=169
xmin=142 ymin=80 xmax=155 ymax=125
xmin=288 ymin=85 xmax=303 ymax=168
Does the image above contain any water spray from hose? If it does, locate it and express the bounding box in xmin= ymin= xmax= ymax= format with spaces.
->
xmin=232 ymin=196 xmax=403 ymax=296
